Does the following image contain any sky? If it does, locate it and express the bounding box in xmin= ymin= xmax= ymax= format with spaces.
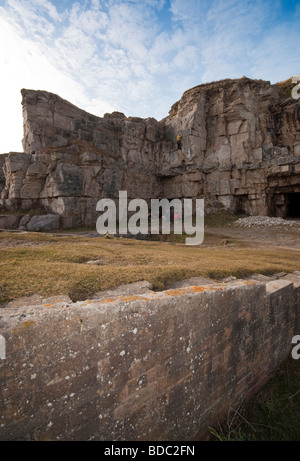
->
xmin=0 ymin=0 xmax=299 ymax=153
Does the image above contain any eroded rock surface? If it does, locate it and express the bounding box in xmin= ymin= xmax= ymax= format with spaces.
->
xmin=0 ymin=77 xmax=299 ymax=229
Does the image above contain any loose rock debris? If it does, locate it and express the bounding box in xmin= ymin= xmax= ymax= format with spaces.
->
xmin=235 ymin=216 xmax=300 ymax=228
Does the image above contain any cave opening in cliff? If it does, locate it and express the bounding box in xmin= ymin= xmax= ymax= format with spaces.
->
xmin=234 ymin=195 xmax=248 ymax=215
xmin=268 ymin=192 xmax=300 ymax=219
xmin=286 ymin=193 xmax=300 ymax=218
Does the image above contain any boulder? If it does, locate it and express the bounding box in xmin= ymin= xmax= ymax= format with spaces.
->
xmin=26 ymin=214 xmax=60 ymax=232
xmin=0 ymin=214 xmax=22 ymax=229
xmin=19 ymin=214 xmax=32 ymax=230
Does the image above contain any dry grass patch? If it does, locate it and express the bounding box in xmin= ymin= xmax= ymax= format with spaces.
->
xmin=0 ymin=231 xmax=299 ymax=304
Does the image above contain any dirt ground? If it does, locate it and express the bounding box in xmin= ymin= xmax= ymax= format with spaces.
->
xmin=204 ymin=223 xmax=300 ymax=251
xmin=0 ymin=218 xmax=299 ymax=251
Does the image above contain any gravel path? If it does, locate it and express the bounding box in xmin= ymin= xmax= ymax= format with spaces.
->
xmin=206 ymin=217 xmax=300 ymax=250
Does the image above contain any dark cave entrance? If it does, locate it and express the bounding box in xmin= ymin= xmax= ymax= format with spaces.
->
xmin=286 ymin=193 xmax=300 ymax=218
xmin=234 ymin=195 xmax=248 ymax=215
xmin=269 ymin=193 xmax=300 ymax=219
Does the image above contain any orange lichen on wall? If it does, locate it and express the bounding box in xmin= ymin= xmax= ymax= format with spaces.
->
xmin=22 ymin=321 xmax=36 ymax=328
xmin=119 ymin=295 xmax=149 ymax=303
xmin=99 ymin=298 xmax=118 ymax=304
xmin=164 ymin=289 xmax=188 ymax=297
xmin=164 ymin=284 xmax=228 ymax=297
xmin=90 ymin=280 xmax=259 ymax=307
xmin=13 ymin=320 xmax=37 ymax=335
xmin=191 ymin=286 xmax=209 ymax=293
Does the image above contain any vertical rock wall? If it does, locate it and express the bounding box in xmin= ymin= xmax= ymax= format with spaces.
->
xmin=160 ymin=78 xmax=300 ymax=216
xmin=1 ymin=90 xmax=164 ymax=228
xmin=0 ymin=77 xmax=299 ymax=228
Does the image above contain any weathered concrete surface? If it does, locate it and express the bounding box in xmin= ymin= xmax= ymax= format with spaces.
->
xmin=0 ymin=274 xmax=299 ymax=441
xmin=89 ymin=280 xmax=153 ymax=300
xmin=1 ymin=77 xmax=299 ymax=229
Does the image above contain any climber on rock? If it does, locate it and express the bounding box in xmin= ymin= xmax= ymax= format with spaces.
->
xmin=177 ymin=134 xmax=182 ymax=150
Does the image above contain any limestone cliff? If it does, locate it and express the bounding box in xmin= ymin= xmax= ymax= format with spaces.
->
xmin=0 ymin=76 xmax=299 ymax=229
xmin=160 ymin=77 xmax=300 ymax=216
xmin=1 ymin=89 xmax=163 ymax=227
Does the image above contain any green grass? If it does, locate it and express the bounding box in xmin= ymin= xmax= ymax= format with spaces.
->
xmin=209 ymin=358 xmax=300 ymax=441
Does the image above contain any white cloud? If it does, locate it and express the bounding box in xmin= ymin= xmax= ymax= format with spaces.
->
xmin=249 ymin=21 xmax=300 ymax=83
xmin=170 ymin=0 xmax=211 ymax=23
xmin=0 ymin=0 xmax=299 ymax=153
xmin=5 ymin=0 xmax=60 ymax=37
xmin=0 ymin=8 xmax=89 ymax=152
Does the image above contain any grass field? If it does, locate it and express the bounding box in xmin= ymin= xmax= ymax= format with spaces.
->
xmin=0 ymin=224 xmax=299 ymax=304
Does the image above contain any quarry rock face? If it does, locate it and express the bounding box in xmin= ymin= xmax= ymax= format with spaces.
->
xmin=0 ymin=77 xmax=299 ymax=229
xmin=1 ymin=90 xmax=163 ymax=228
xmin=160 ymin=77 xmax=300 ymax=216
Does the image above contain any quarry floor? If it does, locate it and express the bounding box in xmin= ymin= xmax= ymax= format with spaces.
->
xmin=0 ymin=213 xmax=299 ymax=306
xmin=2 ymin=220 xmax=299 ymax=249
xmin=55 ymin=218 xmax=300 ymax=252
xmin=205 ymin=223 xmax=300 ymax=251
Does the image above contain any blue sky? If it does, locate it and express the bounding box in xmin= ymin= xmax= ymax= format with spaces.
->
xmin=0 ymin=0 xmax=299 ymax=153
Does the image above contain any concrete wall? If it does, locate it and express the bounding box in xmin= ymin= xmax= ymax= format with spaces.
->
xmin=0 ymin=275 xmax=299 ymax=441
